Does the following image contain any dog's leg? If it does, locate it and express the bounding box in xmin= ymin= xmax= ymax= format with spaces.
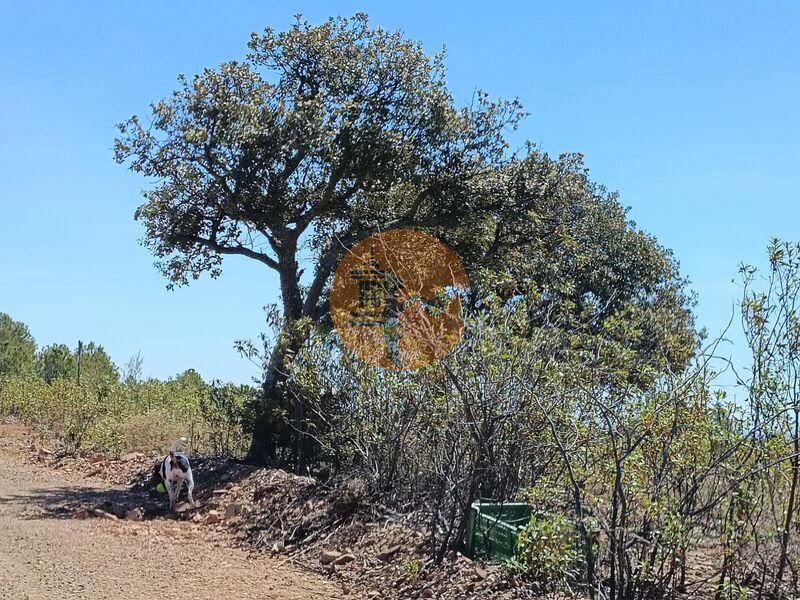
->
xmin=186 ymin=473 xmax=195 ymax=507
xmin=165 ymin=479 xmax=176 ymax=510
xmin=173 ymin=478 xmax=184 ymax=509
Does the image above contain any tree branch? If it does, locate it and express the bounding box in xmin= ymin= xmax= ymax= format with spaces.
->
xmin=179 ymin=233 xmax=280 ymax=270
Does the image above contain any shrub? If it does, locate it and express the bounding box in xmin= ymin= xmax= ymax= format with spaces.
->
xmin=0 ymin=371 xmax=253 ymax=458
xmin=198 ymin=382 xmax=252 ymax=457
xmin=404 ymin=559 xmax=422 ymax=578
xmin=512 ymin=513 xmax=581 ymax=584
xmin=0 ymin=375 xmax=117 ymax=454
xmin=114 ymin=409 xmax=187 ymax=455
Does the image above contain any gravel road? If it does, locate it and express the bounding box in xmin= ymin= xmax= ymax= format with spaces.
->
xmin=0 ymin=424 xmax=341 ymax=600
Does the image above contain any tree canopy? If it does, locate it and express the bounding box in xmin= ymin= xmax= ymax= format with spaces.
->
xmin=116 ymin=14 xmax=697 ymax=459
xmin=36 ymin=343 xmax=77 ymax=383
xmin=452 ymin=150 xmax=697 ymax=384
xmin=79 ymin=342 xmax=119 ymax=385
xmin=0 ymin=312 xmax=36 ymax=378
xmin=115 ymin=14 xmax=521 ymax=320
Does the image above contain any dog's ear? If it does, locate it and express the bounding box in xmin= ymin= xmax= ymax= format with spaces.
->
xmin=176 ymin=454 xmax=190 ymax=473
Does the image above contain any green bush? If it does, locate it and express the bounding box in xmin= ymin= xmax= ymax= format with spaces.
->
xmin=0 ymin=375 xmax=118 ymax=454
xmin=512 ymin=513 xmax=581 ymax=583
xmin=198 ymin=382 xmax=252 ymax=457
xmin=0 ymin=371 xmax=254 ymax=458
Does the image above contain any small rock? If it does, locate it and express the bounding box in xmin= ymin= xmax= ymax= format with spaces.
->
xmin=224 ymin=503 xmax=241 ymax=519
xmin=90 ymin=508 xmax=118 ymax=520
xmin=120 ymin=452 xmax=145 ymax=462
xmin=204 ymin=510 xmax=222 ymax=525
xmin=320 ymin=550 xmax=343 ymax=564
xmin=89 ymin=452 xmax=105 ymax=464
xmin=376 ymin=544 xmax=402 ymax=562
xmin=125 ymin=507 xmax=145 ymax=521
xmin=84 ymin=466 xmax=103 ymax=478
xmin=474 ymin=565 xmax=488 ymax=580
xmin=333 ymin=553 xmax=355 ymax=566
xmin=107 ymin=502 xmax=128 ymax=519
xmin=74 ymin=508 xmax=90 ymax=519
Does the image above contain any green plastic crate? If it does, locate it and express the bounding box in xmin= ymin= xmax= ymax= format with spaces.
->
xmin=463 ymin=502 xmax=531 ymax=560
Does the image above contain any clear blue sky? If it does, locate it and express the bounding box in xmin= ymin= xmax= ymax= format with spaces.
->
xmin=1 ymin=2 xmax=798 ymax=387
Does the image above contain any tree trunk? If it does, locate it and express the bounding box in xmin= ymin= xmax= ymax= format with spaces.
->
xmin=247 ymin=341 xmax=288 ymax=464
xmin=247 ymin=240 xmax=310 ymax=465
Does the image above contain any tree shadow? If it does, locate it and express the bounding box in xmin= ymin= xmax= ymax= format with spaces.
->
xmin=128 ymin=455 xmax=257 ymax=497
xmin=0 ymin=482 xmax=148 ymax=520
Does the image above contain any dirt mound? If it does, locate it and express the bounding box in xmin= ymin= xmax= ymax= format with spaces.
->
xmin=240 ymin=471 xmax=370 ymax=551
xmin=208 ymin=470 xmax=528 ymax=599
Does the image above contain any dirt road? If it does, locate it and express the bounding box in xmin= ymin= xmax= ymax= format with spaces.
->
xmin=0 ymin=426 xmax=342 ymax=600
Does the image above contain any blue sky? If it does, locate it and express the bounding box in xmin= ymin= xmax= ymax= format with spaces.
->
xmin=1 ymin=2 xmax=798 ymax=387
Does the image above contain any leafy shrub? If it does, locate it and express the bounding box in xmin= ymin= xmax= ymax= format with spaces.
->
xmin=0 ymin=375 xmax=118 ymax=454
xmin=512 ymin=513 xmax=581 ymax=583
xmin=114 ymin=409 xmax=187 ymax=454
xmin=198 ymin=382 xmax=252 ymax=457
xmin=0 ymin=371 xmax=254 ymax=458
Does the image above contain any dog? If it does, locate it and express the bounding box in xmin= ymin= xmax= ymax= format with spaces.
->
xmin=159 ymin=437 xmax=195 ymax=510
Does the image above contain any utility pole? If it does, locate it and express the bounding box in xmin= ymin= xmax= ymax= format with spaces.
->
xmin=76 ymin=340 xmax=83 ymax=385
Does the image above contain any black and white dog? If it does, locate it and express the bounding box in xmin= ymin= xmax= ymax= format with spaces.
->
xmin=159 ymin=437 xmax=195 ymax=510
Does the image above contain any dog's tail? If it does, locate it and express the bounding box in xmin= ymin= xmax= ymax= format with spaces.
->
xmin=169 ymin=437 xmax=187 ymax=467
xmin=169 ymin=437 xmax=186 ymax=454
